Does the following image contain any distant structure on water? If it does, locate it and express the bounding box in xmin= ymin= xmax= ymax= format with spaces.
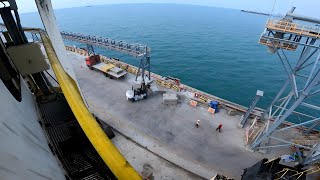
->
xmin=241 ymin=9 xmax=272 ymax=16
xmin=241 ymin=10 xmax=283 ymax=17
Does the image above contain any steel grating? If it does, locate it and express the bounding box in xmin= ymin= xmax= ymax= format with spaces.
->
xmin=37 ymin=94 xmax=116 ymax=180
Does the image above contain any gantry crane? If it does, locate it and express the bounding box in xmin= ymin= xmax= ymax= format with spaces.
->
xmin=248 ymin=7 xmax=320 ymax=166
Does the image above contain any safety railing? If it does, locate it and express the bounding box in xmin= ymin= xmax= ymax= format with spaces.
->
xmin=266 ymin=19 xmax=320 ymax=39
xmin=258 ymin=37 xmax=298 ymax=51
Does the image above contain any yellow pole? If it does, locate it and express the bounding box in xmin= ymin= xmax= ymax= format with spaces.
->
xmin=40 ymin=32 xmax=141 ymax=180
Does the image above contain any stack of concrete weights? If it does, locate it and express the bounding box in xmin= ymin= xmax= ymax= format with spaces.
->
xmin=163 ymin=93 xmax=178 ymax=105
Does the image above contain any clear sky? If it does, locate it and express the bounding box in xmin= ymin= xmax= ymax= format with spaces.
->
xmin=16 ymin=0 xmax=319 ymax=17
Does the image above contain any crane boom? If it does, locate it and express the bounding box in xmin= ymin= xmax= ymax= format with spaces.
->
xmin=60 ymin=31 xmax=150 ymax=57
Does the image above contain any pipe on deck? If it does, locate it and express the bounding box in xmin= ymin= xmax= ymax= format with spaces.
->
xmin=286 ymin=12 xmax=320 ymax=24
xmin=40 ymin=32 xmax=141 ymax=180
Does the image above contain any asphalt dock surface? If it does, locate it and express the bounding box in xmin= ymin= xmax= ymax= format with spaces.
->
xmin=66 ymin=51 xmax=283 ymax=179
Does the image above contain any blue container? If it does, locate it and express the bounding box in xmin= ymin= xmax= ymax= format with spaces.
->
xmin=209 ymin=101 xmax=219 ymax=113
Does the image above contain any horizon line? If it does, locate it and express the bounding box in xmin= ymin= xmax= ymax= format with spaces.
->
xmin=20 ymin=3 xmax=264 ymax=14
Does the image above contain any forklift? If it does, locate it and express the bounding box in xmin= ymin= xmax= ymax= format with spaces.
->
xmin=125 ymin=51 xmax=152 ymax=102
xmin=125 ymin=83 xmax=149 ymax=102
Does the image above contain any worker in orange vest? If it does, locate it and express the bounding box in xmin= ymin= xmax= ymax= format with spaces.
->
xmin=216 ymin=123 xmax=222 ymax=133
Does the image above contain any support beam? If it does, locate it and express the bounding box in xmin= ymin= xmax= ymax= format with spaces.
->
xmin=0 ymin=36 xmax=21 ymax=101
xmin=304 ymin=52 xmax=320 ymax=89
xmin=261 ymin=36 xmax=319 ymax=49
xmin=272 ymin=105 xmax=317 ymax=119
xmin=269 ymin=136 xmax=312 ymax=150
xmin=239 ymin=90 xmax=263 ymax=127
xmin=297 ymin=49 xmax=318 ymax=70
xmin=296 ymin=74 xmax=309 ymax=79
xmin=277 ymin=117 xmax=320 ymax=132
xmin=270 ymin=94 xmax=292 ymax=121
xmin=303 ymin=154 xmax=320 ymax=165
xmin=135 ymin=51 xmax=151 ymax=83
xmin=276 ymin=50 xmax=299 ymax=97
xmin=303 ymin=144 xmax=320 ymax=165
xmin=295 ymin=39 xmax=317 ymax=69
xmin=301 ymin=102 xmax=320 ymax=111
xmin=262 ymin=80 xmax=290 ymax=120
xmin=305 ymin=121 xmax=320 ymax=134
xmin=250 ymin=66 xmax=320 ymax=149
xmin=0 ymin=7 xmax=26 ymax=45
xmin=32 ymin=72 xmax=51 ymax=96
xmin=274 ymin=92 xmax=293 ymax=120
xmin=86 ymin=44 xmax=95 ymax=56
xmin=255 ymin=143 xmax=292 ymax=149
xmin=308 ymin=89 xmax=320 ymax=97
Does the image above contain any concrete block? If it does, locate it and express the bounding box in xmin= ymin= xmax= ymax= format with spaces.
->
xmin=163 ymin=93 xmax=178 ymax=105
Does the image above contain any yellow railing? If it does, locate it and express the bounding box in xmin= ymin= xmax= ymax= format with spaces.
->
xmin=266 ymin=19 xmax=320 ymax=39
xmin=41 ymin=33 xmax=141 ymax=180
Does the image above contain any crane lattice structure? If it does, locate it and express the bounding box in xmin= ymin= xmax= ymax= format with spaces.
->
xmin=249 ymin=8 xmax=320 ymax=165
xmin=60 ymin=31 xmax=151 ymax=83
